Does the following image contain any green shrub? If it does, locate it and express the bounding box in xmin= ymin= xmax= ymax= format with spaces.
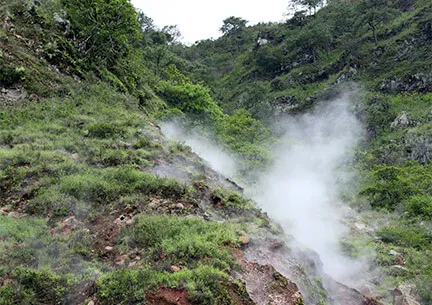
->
xmin=129 ymin=215 xmax=240 ymax=267
xmin=97 ymin=268 xmax=154 ymax=304
xmin=88 ymin=122 xmax=126 ymax=139
xmin=377 ymin=226 xmax=432 ymax=250
xmin=97 ymin=265 xmax=233 ymax=305
xmin=404 ymin=194 xmax=432 ymax=218
xmin=13 ymin=267 xmax=72 ymax=304
xmin=0 ymin=285 xmax=14 ymax=305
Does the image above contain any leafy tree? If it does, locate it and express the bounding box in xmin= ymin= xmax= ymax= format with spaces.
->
xmin=137 ymin=10 xmax=155 ymax=33
xmin=220 ymin=16 xmax=248 ymax=36
xmin=355 ymin=0 xmax=399 ymax=46
xmin=290 ymin=0 xmax=324 ymax=15
xmin=63 ymin=0 xmax=141 ymax=66
xmin=287 ymin=21 xmax=331 ymax=62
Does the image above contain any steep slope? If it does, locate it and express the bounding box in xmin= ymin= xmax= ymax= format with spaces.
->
xmin=172 ymin=0 xmax=432 ymax=303
xmin=1 ymin=0 xmax=432 ymax=304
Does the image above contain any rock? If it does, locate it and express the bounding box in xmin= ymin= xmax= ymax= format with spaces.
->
xmin=170 ymin=265 xmax=181 ymax=272
xmin=391 ymin=111 xmax=411 ymax=130
xmin=389 ymin=250 xmax=401 ymax=256
xmin=115 ymin=255 xmax=128 ymax=266
xmin=389 ymin=265 xmax=408 ymax=276
xmin=104 ymin=246 xmax=114 ymax=252
xmin=87 ymin=301 xmax=95 ymax=305
xmin=355 ymin=222 xmax=367 ymax=230
xmin=403 ymin=134 xmax=432 ymax=165
xmin=71 ymin=153 xmax=79 ymax=161
xmin=128 ymin=261 xmax=137 ymax=267
xmin=114 ymin=215 xmax=128 ymax=227
xmin=8 ymin=212 xmax=21 ymax=218
xmin=380 ymin=73 xmax=432 ymax=94
xmin=270 ymin=95 xmax=301 ymax=115
xmin=125 ymin=218 xmax=134 ymax=226
xmin=392 ymin=284 xmax=421 ymax=305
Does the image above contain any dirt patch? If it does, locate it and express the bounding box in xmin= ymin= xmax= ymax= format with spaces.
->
xmin=88 ymin=215 xmax=120 ymax=255
xmin=146 ymin=286 xmax=190 ymax=305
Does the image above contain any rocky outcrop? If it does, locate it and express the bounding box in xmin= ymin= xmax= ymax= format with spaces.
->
xmin=391 ymin=284 xmax=421 ymax=305
xmin=232 ymin=247 xmax=303 ymax=305
xmin=404 ymin=133 xmax=432 ymax=164
xmin=242 ymin=237 xmax=381 ymax=305
xmin=391 ymin=112 xmax=412 ymax=130
xmin=380 ymin=73 xmax=432 ymax=94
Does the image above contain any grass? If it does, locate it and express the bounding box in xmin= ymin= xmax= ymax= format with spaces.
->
xmin=0 ymin=215 xmax=103 ymax=304
xmin=126 ymin=214 xmax=243 ymax=268
xmin=98 ymin=214 xmax=248 ymax=304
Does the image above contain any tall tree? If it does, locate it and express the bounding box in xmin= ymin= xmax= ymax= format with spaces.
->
xmin=219 ymin=16 xmax=248 ymax=36
xmin=63 ymin=0 xmax=140 ymax=66
xmin=356 ymin=0 xmax=399 ymax=46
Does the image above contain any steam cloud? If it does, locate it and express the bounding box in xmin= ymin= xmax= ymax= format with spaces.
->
xmin=162 ymin=91 xmax=370 ymax=287
xmin=254 ymin=92 xmax=365 ymax=285
xmin=161 ymin=121 xmax=238 ymax=179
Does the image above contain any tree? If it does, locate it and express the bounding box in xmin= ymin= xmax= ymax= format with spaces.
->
xmin=137 ymin=10 xmax=155 ymax=33
xmin=289 ymin=0 xmax=325 ymax=15
xmin=287 ymin=21 xmax=331 ymax=62
xmin=219 ymin=16 xmax=248 ymax=36
xmin=63 ymin=0 xmax=141 ymax=66
xmin=356 ymin=0 xmax=399 ymax=46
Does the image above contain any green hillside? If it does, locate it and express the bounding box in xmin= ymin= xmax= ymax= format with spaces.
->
xmin=1 ymin=0 xmax=432 ymax=304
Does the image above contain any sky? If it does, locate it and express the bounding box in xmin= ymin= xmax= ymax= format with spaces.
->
xmin=131 ymin=0 xmax=290 ymax=44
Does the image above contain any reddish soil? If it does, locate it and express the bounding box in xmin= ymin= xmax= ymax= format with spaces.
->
xmin=146 ymin=286 xmax=190 ymax=305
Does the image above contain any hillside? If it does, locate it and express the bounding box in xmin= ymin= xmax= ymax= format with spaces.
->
xmin=0 ymin=0 xmax=432 ymax=304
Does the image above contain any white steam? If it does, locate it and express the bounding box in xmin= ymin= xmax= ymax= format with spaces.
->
xmin=161 ymin=121 xmax=237 ymax=178
xmin=161 ymin=91 xmax=369 ymax=287
xmin=254 ymin=92 xmax=365 ymax=285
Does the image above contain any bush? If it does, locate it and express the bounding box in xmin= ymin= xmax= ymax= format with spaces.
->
xmin=97 ymin=265 xmax=233 ymax=305
xmin=404 ymin=194 xmax=432 ymax=218
xmin=13 ymin=267 xmax=72 ymax=304
xmin=129 ymin=215 xmax=241 ymax=268
xmin=87 ymin=122 xmax=126 ymax=139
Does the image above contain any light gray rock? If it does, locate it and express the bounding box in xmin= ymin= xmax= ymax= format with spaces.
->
xmin=391 ymin=111 xmax=411 ymax=130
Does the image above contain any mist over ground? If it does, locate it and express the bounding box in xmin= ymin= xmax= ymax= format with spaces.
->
xmin=161 ymin=91 xmax=372 ymax=288
xmin=254 ymin=92 xmax=368 ymax=286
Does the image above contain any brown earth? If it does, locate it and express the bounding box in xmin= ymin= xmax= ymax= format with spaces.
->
xmin=146 ymin=287 xmax=190 ymax=305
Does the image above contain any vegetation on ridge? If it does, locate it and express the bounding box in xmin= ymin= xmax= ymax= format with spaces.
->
xmin=1 ymin=0 xmax=432 ymax=303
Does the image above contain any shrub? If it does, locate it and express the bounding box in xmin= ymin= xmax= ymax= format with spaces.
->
xmin=87 ymin=122 xmax=126 ymax=139
xmin=404 ymin=194 xmax=432 ymax=218
xmin=13 ymin=267 xmax=72 ymax=304
xmin=129 ymin=215 xmax=240 ymax=267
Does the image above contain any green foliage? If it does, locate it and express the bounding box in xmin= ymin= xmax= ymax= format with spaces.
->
xmin=97 ymin=215 xmax=244 ymax=304
xmin=62 ymin=0 xmax=140 ymax=66
xmin=129 ymin=215 xmax=241 ymax=267
xmin=211 ymin=187 xmax=256 ymax=216
xmin=361 ymin=160 xmax=432 ymax=216
xmin=97 ymin=265 xmax=233 ymax=305
xmin=13 ymin=267 xmax=72 ymax=304
xmin=355 ymin=0 xmax=400 ymax=45
xmin=87 ymin=122 xmax=127 ymax=139
xmin=377 ymin=225 xmax=432 ymax=249
xmin=157 ymin=76 xmax=224 ymax=125
xmin=220 ymin=16 xmax=248 ymax=36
